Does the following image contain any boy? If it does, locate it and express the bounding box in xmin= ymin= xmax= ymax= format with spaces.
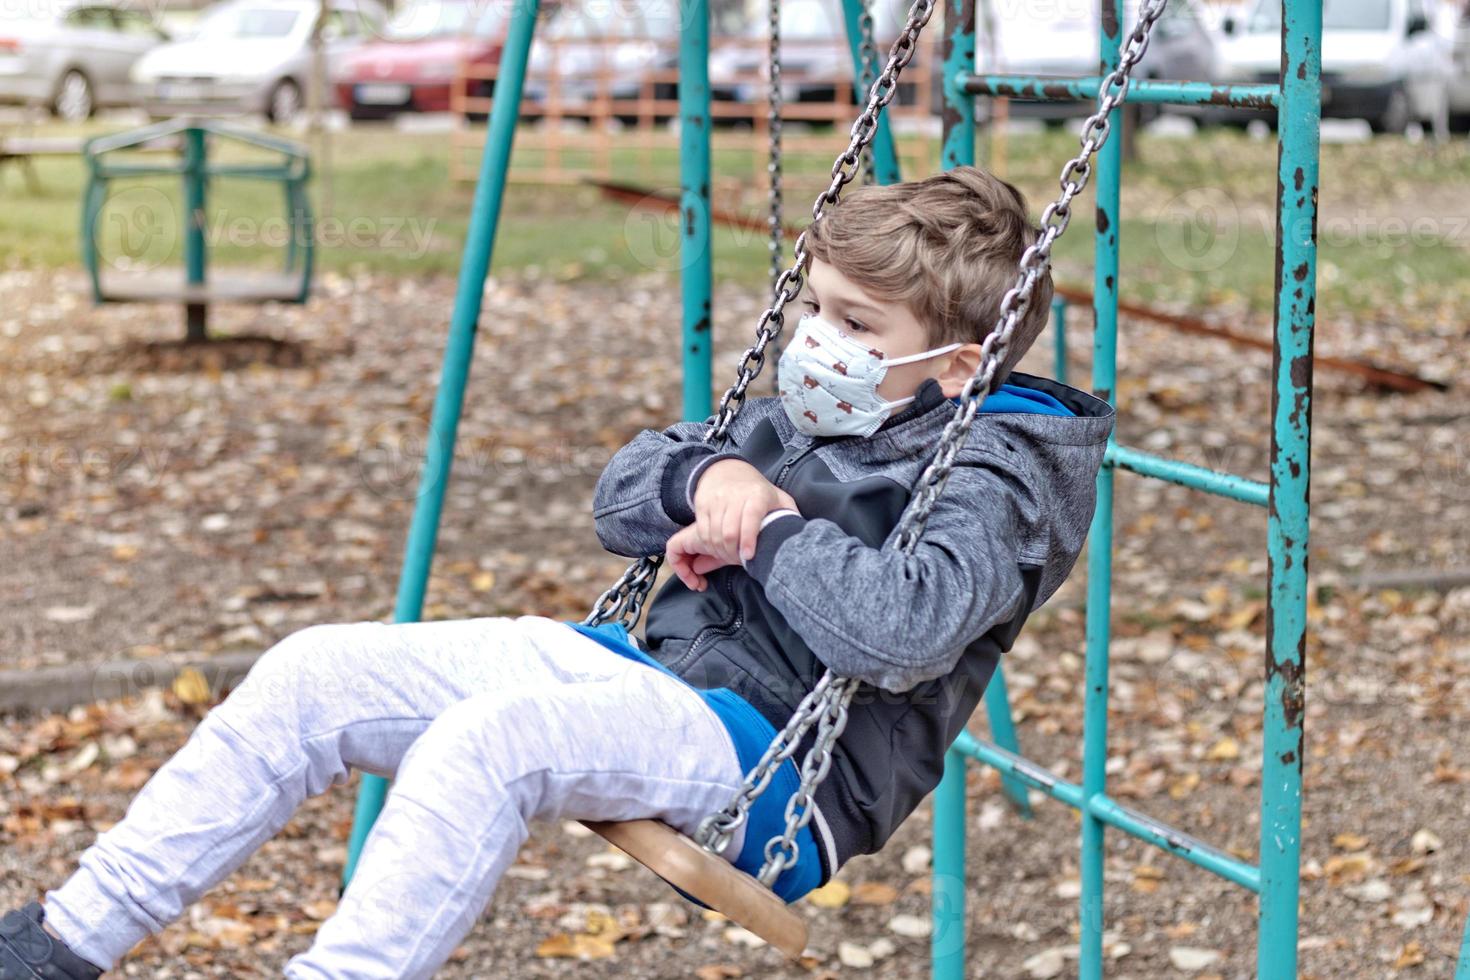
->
xmin=1 ymin=166 xmax=1113 ymax=979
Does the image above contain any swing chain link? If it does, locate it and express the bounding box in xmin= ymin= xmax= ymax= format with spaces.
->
xmin=856 ymin=0 xmax=879 ymax=184
xmin=585 ymin=0 xmax=937 ymax=632
xmin=767 ymin=0 xmax=785 ymax=293
xmin=699 ymin=0 xmax=1171 ymax=883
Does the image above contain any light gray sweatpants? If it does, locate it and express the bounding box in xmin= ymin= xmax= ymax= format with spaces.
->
xmin=42 ymin=615 xmax=751 ymax=978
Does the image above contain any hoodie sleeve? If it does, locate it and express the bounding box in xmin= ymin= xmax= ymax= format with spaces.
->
xmin=741 ymin=451 xmax=1035 ymax=692
xmin=591 ymin=399 xmax=781 ymax=558
xmin=591 ymin=418 xmax=718 ymax=557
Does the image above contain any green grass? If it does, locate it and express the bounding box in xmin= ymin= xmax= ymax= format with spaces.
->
xmin=3 ymin=120 xmax=1468 ymax=321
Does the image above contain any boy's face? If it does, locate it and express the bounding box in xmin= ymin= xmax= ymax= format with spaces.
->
xmin=800 ymin=258 xmax=983 ymax=411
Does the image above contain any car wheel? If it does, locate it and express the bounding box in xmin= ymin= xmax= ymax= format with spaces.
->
xmin=1369 ymin=85 xmax=1410 ymax=135
xmin=267 ymin=78 xmax=304 ymax=125
xmin=52 ymin=69 xmax=94 ymax=121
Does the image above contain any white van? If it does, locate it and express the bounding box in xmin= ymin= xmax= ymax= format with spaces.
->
xmin=1214 ymin=0 xmax=1452 ymax=133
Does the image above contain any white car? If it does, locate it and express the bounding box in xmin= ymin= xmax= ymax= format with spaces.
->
xmin=130 ymin=0 xmax=386 ymax=124
xmin=0 ymin=2 xmax=169 ymax=120
xmin=1214 ymin=0 xmax=1452 ymax=133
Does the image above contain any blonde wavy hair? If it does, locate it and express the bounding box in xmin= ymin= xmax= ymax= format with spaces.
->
xmin=803 ymin=165 xmax=1053 ymax=386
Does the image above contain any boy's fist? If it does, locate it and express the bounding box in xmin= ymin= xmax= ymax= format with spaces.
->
xmin=665 ymin=525 xmax=730 ymax=592
xmin=691 ymin=458 xmax=799 ymax=565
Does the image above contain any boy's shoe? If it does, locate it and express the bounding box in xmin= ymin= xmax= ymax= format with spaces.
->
xmin=0 ymin=902 xmax=103 ymax=979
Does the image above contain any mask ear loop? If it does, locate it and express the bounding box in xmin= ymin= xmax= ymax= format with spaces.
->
xmin=879 ymin=341 xmax=964 ymax=368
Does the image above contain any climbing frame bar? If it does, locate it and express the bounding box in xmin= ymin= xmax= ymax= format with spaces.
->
xmin=1258 ymin=0 xmax=1320 ymax=966
xmin=838 ymin=0 xmax=901 ymax=184
xmin=960 ymin=74 xmax=1280 ymax=109
xmin=931 ymin=0 xmax=1318 ymax=973
xmin=680 ymin=0 xmax=714 ymax=420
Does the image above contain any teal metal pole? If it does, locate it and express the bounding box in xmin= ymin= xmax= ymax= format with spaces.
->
xmin=341 ymin=0 xmax=541 ymax=891
xmin=1456 ymin=916 xmax=1470 ymax=979
xmin=1051 ymin=297 xmax=1067 ymax=384
xmin=938 ymin=0 xmax=974 ymax=172
xmin=839 ymin=0 xmax=901 ymax=184
xmin=931 ymin=747 xmax=967 ymax=980
xmin=1258 ymin=0 xmax=1318 ymax=969
xmin=183 ymin=125 xmax=207 ymax=342
xmin=680 ymin=0 xmax=713 ymax=420
xmin=930 ymin=9 xmax=978 ymax=976
xmin=1078 ymin=0 xmax=1123 ymax=970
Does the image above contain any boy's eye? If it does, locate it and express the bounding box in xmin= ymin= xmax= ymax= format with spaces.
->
xmin=844 ymin=319 xmax=868 ymax=333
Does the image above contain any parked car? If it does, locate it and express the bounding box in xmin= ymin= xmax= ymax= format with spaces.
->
xmin=333 ymin=0 xmax=508 ymax=120
xmin=130 ymin=0 xmax=386 ymax=124
xmin=0 ymin=1 xmax=169 ymax=120
xmin=972 ymin=0 xmax=1218 ymax=125
xmin=522 ymin=0 xmax=693 ymax=121
xmin=707 ymin=0 xmax=906 ymax=114
xmin=1212 ymin=0 xmax=1452 ymax=133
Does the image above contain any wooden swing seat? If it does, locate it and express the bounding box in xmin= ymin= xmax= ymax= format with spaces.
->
xmin=581 ymin=819 xmax=809 ymax=959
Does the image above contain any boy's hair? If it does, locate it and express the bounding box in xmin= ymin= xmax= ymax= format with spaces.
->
xmin=803 ymin=165 xmax=1053 ymax=386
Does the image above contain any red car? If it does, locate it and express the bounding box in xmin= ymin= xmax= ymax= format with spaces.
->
xmin=333 ymin=0 xmax=507 ymax=119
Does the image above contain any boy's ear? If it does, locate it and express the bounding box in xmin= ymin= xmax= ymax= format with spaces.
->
xmin=936 ymin=343 xmax=985 ymax=399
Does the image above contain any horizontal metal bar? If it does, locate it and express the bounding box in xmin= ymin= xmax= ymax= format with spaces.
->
xmin=957 ymin=72 xmax=1280 ymax=109
xmin=954 ymin=730 xmax=1084 ymax=807
xmin=953 ymin=733 xmax=1262 ymax=893
xmin=1087 ymin=795 xmax=1262 ymax=892
xmin=1106 ymin=443 xmax=1269 ymax=507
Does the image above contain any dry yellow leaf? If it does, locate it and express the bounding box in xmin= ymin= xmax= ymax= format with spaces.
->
xmin=171 ymin=668 xmax=211 ymax=705
xmin=471 ymin=571 xmax=496 ymax=592
xmin=1169 ymin=772 xmax=1201 ymax=800
xmin=535 ymin=932 xmax=618 ymax=960
xmin=1206 ymin=738 xmax=1240 ymax=762
xmin=806 ymin=880 xmax=851 ymax=908
xmin=1323 ymin=852 xmax=1374 ymax=883
xmin=1331 ymin=832 xmax=1370 ymax=852
xmin=1392 ymin=941 xmax=1425 ymax=969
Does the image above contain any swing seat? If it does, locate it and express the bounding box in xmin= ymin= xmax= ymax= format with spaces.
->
xmin=581 ymin=819 xmax=809 ymax=959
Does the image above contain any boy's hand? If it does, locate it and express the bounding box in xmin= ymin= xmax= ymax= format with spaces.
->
xmin=665 ymin=525 xmax=731 ymax=592
xmin=692 ymin=459 xmax=799 ymax=564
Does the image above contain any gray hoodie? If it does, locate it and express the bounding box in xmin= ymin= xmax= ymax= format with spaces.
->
xmin=592 ymin=373 xmax=1115 ymax=881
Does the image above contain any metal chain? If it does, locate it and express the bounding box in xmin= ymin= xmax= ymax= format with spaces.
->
xmin=856 ymin=0 xmax=878 ymax=184
xmin=585 ymin=0 xmax=937 ymax=631
xmin=696 ymin=0 xmax=1172 ymax=884
xmin=767 ymin=0 xmax=784 ymax=294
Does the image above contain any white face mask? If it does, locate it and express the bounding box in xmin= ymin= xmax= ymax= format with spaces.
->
xmin=777 ymin=314 xmax=962 ymax=438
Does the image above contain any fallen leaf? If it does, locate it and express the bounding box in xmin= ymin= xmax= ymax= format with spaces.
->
xmin=172 ymin=668 xmax=212 ymax=706
xmin=806 ymin=880 xmax=851 ymax=908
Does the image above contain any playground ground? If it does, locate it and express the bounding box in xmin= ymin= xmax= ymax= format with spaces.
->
xmin=2 ymin=126 xmax=1469 ymax=976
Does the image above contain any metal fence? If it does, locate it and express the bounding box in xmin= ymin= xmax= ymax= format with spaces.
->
xmin=447 ymin=32 xmax=942 ymax=188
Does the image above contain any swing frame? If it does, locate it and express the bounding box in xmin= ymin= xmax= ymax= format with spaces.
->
xmin=325 ymin=0 xmax=1456 ymax=972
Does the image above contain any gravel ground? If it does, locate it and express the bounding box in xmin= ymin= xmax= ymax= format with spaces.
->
xmin=2 ymin=265 xmax=1468 ymax=978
